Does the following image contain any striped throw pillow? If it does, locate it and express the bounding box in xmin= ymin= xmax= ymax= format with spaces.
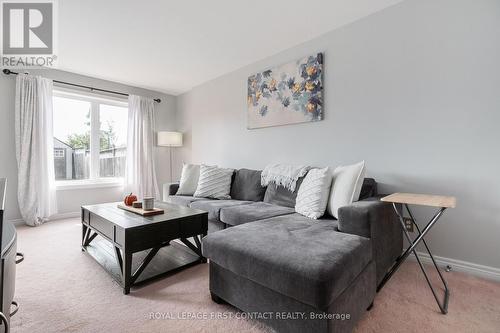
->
xmin=194 ymin=165 xmax=234 ymax=199
xmin=295 ymin=167 xmax=333 ymax=219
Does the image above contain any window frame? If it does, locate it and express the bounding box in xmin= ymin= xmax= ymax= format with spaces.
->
xmin=53 ymin=88 xmax=129 ymax=190
xmin=54 ymin=148 xmax=65 ymax=158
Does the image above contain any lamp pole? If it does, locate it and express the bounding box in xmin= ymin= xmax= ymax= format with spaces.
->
xmin=157 ymin=131 xmax=183 ymax=183
xmin=169 ymin=146 xmax=173 ymax=182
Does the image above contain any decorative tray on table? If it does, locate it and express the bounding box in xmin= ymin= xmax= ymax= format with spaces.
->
xmin=117 ymin=204 xmax=165 ymax=216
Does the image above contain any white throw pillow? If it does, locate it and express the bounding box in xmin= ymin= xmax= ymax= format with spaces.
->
xmin=194 ymin=165 xmax=234 ymax=199
xmin=295 ymin=167 xmax=333 ymax=219
xmin=326 ymin=161 xmax=366 ymax=219
xmin=176 ymin=164 xmax=200 ymax=195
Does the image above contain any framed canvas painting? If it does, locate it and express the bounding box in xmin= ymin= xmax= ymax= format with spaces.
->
xmin=247 ymin=53 xmax=323 ymax=129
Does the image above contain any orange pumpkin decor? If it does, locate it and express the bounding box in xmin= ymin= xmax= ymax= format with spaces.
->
xmin=124 ymin=193 xmax=137 ymax=206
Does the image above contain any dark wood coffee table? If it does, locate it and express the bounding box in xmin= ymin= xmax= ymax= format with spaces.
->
xmin=81 ymin=201 xmax=208 ymax=294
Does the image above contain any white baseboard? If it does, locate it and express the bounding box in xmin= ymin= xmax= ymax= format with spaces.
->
xmin=51 ymin=212 xmax=80 ymax=220
xmin=8 ymin=211 xmax=80 ymax=226
xmin=7 ymin=218 xmax=25 ymax=226
xmin=410 ymin=251 xmax=500 ymax=282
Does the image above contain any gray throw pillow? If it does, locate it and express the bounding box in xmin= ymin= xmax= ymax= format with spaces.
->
xmin=263 ymin=177 xmax=305 ymax=208
xmin=230 ymin=169 xmax=266 ymax=201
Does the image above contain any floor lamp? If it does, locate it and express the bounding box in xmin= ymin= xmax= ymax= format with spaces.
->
xmin=157 ymin=131 xmax=183 ymax=182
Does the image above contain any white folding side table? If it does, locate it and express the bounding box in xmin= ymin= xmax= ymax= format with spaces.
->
xmin=379 ymin=193 xmax=456 ymax=314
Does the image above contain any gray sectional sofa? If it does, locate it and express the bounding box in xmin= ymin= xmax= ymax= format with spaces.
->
xmin=165 ymin=168 xmax=402 ymax=333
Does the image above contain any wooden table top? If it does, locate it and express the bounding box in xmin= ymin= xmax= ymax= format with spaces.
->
xmin=82 ymin=201 xmax=207 ymax=229
xmin=381 ymin=193 xmax=456 ymax=208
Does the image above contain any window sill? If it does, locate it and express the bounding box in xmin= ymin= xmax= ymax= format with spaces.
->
xmin=56 ymin=178 xmax=124 ymax=191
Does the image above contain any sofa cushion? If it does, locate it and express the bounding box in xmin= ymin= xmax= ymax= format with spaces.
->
xmin=202 ymin=213 xmax=372 ymax=309
xmin=190 ymin=199 xmax=252 ymax=222
xmin=166 ymin=195 xmax=210 ymax=207
xmin=220 ymin=202 xmax=295 ymax=226
xmin=230 ymin=168 xmax=266 ymax=202
xmin=263 ymin=177 xmax=304 ymax=208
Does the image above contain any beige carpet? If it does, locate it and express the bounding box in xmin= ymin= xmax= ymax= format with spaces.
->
xmin=11 ymin=219 xmax=500 ymax=333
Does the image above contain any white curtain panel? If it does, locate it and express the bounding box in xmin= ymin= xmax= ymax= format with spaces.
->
xmin=14 ymin=75 xmax=57 ymax=226
xmin=125 ymin=95 xmax=160 ymax=199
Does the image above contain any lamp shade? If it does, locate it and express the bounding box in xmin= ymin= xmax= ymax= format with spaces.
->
xmin=157 ymin=131 xmax=183 ymax=147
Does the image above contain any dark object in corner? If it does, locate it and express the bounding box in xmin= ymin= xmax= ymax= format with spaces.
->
xmin=0 ymin=178 xmax=20 ymax=333
xmin=359 ymin=178 xmax=377 ymax=200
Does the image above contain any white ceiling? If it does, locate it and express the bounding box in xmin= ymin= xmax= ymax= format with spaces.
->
xmin=58 ymin=0 xmax=403 ymax=95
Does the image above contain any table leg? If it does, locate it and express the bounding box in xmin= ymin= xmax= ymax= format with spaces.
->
xmin=81 ymin=224 xmax=87 ymax=249
xmin=404 ymin=204 xmax=450 ymax=314
xmin=377 ymin=203 xmax=450 ymax=314
xmin=180 ymin=235 xmax=205 ymax=262
xmin=81 ymin=224 xmax=91 ymax=251
xmin=84 ymin=232 xmax=98 ymax=247
xmin=200 ymin=232 xmax=207 ymax=263
xmin=122 ymin=249 xmax=132 ymax=295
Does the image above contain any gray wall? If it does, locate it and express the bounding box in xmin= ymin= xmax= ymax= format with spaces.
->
xmin=177 ymin=0 xmax=500 ymax=269
xmin=0 ymin=69 xmax=177 ymax=221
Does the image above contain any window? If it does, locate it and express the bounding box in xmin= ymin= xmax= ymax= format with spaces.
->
xmin=99 ymin=104 xmax=128 ymax=178
xmin=52 ymin=90 xmax=128 ymax=185
xmin=53 ymin=96 xmax=91 ymax=181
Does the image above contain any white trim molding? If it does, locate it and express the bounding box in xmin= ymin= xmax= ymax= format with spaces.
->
xmin=8 ymin=218 xmax=25 ymax=226
xmin=56 ymin=178 xmax=124 ymax=191
xmin=9 ymin=211 xmax=81 ymax=226
xmin=411 ymin=251 xmax=500 ymax=283
xmin=51 ymin=212 xmax=80 ymax=220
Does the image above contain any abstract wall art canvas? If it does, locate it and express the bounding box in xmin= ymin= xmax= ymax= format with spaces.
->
xmin=247 ymin=53 xmax=323 ymax=129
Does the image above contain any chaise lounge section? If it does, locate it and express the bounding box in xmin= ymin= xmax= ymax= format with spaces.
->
xmin=165 ymin=167 xmax=402 ymax=333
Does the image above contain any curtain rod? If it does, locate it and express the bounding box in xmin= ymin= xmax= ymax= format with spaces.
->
xmin=2 ymin=69 xmax=161 ymax=103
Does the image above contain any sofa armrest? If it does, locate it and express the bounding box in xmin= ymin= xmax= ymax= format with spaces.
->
xmin=162 ymin=182 xmax=179 ymax=201
xmin=338 ymin=196 xmax=403 ymax=284
xmin=337 ymin=197 xmax=391 ymax=238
